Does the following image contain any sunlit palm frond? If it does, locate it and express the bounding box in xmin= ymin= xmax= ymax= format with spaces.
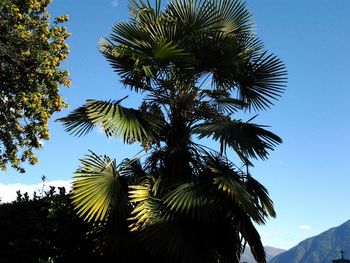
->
xmin=71 ymin=151 xmax=129 ymax=222
xmin=162 ymin=180 xmax=219 ymax=222
xmin=86 ymin=99 xmax=161 ymax=142
xmin=213 ymin=174 xmax=249 ymax=203
xmin=110 ymin=21 xmax=151 ymax=51
xmin=194 ymin=119 xmax=282 ymax=160
xmin=212 ymin=175 xmax=266 ymax=224
xmin=128 ymin=176 xmax=161 ymax=231
xmin=203 ymin=155 xmax=264 ymax=223
xmin=57 ymin=99 xmax=162 ymax=143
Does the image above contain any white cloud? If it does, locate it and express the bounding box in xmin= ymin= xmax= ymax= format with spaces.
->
xmin=299 ymin=225 xmax=312 ymax=232
xmin=111 ymin=0 xmax=118 ymax=7
xmin=0 ymin=180 xmax=71 ymax=203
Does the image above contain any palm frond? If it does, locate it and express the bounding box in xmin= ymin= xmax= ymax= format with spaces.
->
xmin=128 ymin=176 xmax=161 ymax=231
xmin=57 ymin=99 xmax=163 ymax=143
xmin=153 ymin=39 xmax=190 ymax=61
xmin=194 ymin=119 xmax=282 ymax=160
xmin=55 ymin=105 xmax=95 ymax=137
xmin=129 ymin=0 xmax=156 ymax=19
xmin=166 ymin=0 xmax=218 ymax=33
xmin=71 ymin=151 xmax=129 ymax=222
xmin=204 ymin=156 xmax=258 ymax=219
xmin=215 ymin=0 xmax=254 ymax=36
xmin=119 ymin=157 xmax=148 ymax=180
xmin=99 ymin=38 xmax=154 ymax=91
xmin=237 ymin=51 xmax=287 ymax=111
xmin=236 ymin=213 xmax=267 ymax=263
xmin=246 ymin=175 xmax=276 ymax=218
xmin=200 ymin=88 xmax=247 ymax=114
xmin=210 ymin=97 xmax=247 ymax=114
xmin=162 ymin=180 xmax=218 ymax=222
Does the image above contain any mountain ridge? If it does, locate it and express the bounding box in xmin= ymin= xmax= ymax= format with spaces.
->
xmin=269 ymin=219 xmax=350 ymax=263
xmin=240 ymin=246 xmax=286 ymax=263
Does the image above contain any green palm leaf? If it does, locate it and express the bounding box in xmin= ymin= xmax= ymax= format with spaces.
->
xmin=203 ymin=155 xmax=265 ymax=223
xmin=71 ymin=151 xmax=129 ymax=222
xmin=215 ymin=0 xmax=253 ymax=36
xmin=237 ymin=51 xmax=287 ymax=110
xmin=128 ymin=176 xmax=161 ymax=231
xmin=56 ymin=105 xmax=95 ymax=137
xmin=153 ymin=39 xmax=190 ymax=61
xmin=57 ymin=99 xmax=162 ymax=143
xmin=194 ymin=119 xmax=282 ymax=160
xmin=199 ymin=89 xmax=247 ymax=112
xmin=165 ymin=0 xmax=218 ymax=33
xmin=162 ymin=180 xmax=218 ymax=222
xmin=99 ymin=38 xmax=154 ymax=91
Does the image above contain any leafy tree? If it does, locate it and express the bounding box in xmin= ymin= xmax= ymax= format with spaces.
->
xmin=0 ymin=0 xmax=70 ymax=172
xmin=59 ymin=0 xmax=286 ymax=262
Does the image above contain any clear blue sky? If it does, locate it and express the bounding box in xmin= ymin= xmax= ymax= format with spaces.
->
xmin=1 ymin=0 xmax=349 ymax=250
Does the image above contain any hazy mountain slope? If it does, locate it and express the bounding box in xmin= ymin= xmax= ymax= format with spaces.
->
xmin=269 ymin=219 xmax=350 ymax=263
xmin=240 ymin=246 xmax=286 ymax=263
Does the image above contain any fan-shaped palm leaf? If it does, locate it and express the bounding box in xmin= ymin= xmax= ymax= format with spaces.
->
xmin=57 ymin=99 xmax=162 ymax=143
xmin=200 ymin=89 xmax=247 ymax=113
xmin=162 ymin=179 xmax=219 ymax=222
xmin=128 ymin=176 xmax=162 ymax=231
xmin=236 ymin=51 xmax=287 ymax=110
xmin=71 ymin=151 xmax=129 ymax=222
xmin=215 ymin=0 xmax=253 ymax=36
xmin=203 ymin=154 xmax=268 ymax=223
xmin=99 ymin=38 xmax=155 ymax=91
xmin=194 ymin=119 xmax=282 ymax=160
xmin=210 ymin=97 xmax=247 ymax=113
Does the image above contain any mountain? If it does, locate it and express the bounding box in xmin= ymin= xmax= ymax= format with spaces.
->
xmin=240 ymin=246 xmax=286 ymax=263
xmin=269 ymin=219 xmax=350 ymax=263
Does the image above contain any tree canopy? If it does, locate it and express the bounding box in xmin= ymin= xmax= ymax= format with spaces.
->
xmin=59 ymin=0 xmax=287 ymax=262
xmin=0 ymin=0 xmax=70 ymax=172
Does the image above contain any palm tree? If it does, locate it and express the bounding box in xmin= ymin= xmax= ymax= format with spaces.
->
xmin=58 ymin=0 xmax=286 ymax=262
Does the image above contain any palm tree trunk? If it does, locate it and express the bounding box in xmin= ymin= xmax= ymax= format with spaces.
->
xmin=164 ymin=102 xmax=192 ymax=180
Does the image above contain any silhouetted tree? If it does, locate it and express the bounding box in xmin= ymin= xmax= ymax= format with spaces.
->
xmin=0 ymin=187 xmax=103 ymax=262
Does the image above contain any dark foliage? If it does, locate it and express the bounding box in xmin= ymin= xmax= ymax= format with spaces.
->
xmin=0 ymin=187 xmax=103 ymax=263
